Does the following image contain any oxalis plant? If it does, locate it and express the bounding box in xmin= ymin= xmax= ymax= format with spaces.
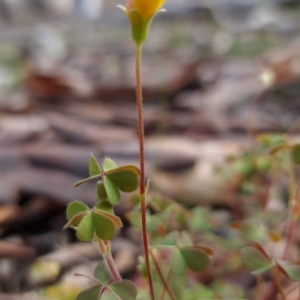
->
xmin=64 ymin=1 xmax=211 ymax=300
xmin=61 ymin=0 xmax=300 ymax=300
xmin=62 ymin=1 xmax=300 ymax=299
xmin=238 ymin=140 xmax=300 ymax=299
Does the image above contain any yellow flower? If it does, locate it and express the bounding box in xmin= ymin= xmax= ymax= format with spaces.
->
xmin=125 ymin=0 xmax=166 ymax=22
xmin=118 ymin=0 xmax=166 ymax=44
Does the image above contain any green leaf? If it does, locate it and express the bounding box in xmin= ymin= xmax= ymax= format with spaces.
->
xmin=66 ymin=201 xmax=89 ymax=221
xmin=89 ymin=154 xmax=102 ymax=176
xmin=240 ymin=247 xmax=273 ymax=274
xmin=103 ymin=158 xmax=118 ymax=172
xmin=188 ymin=207 xmax=213 ymax=232
xmin=234 ymin=158 xmax=254 ymax=176
xmin=97 ymin=182 xmax=108 ymax=200
xmin=96 ymin=201 xmax=114 ymax=214
xmin=241 ymin=222 xmax=268 ymax=243
xmin=291 ymin=144 xmax=300 ymax=165
xmin=162 ymin=231 xmax=192 ymax=247
xmin=106 ymin=166 xmax=140 ymax=192
xmin=98 ymin=211 xmax=123 ymax=229
xmin=76 ymin=213 xmax=94 ymax=242
xmin=94 ymin=261 xmax=112 ymax=284
xmin=280 ymin=264 xmax=300 ymax=282
xmin=74 ymin=175 xmax=101 ymax=187
xmin=109 ymin=280 xmax=138 ymax=300
xmin=92 ymin=212 xmax=117 ymax=240
xmin=162 ymin=231 xmax=180 ymax=246
xmin=146 ymin=215 xmax=161 ymax=233
xmin=151 ymin=196 xmax=172 ymax=211
xmin=99 ymin=289 xmax=117 ymax=300
xmin=104 ymin=177 xmax=121 ymax=205
xmin=177 ymin=232 xmax=193 ymax=247
xmin=77 ymin=286 xmax=101 ymax=300
xmin=170 ymin=248 xmax=186 ymax=276
xmin=210 ymin=280 xmax=245 ymax=298
xmin=128 ymin=211 xmax=142 ymax=228
xmin=180 ymin=247 xmax=210 ymax=273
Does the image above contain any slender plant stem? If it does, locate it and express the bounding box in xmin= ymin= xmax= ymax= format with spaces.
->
xmin=135 ymin=42 xmax=155 ymax=300
xmin=262 ymin=281 xmax=276 ymax=300
xmin=263 ymin=160 xmax=298 ymax=299
xmin=160 ymin=268 xmax=172 ymax=300
xmin=105 ymin=252 xmax=122 ymax=282
xmin=255 ymin=275 xmax=262 ymax=300
xmin=149 ymin=248 xmax=176 ymax=300
xmin=289 ymin=161 xmax=296 ymax=206
xmin=135 ymin=44 xmax=146 ymax=194
xmin=273 ymin=267 xmax=286 ymax=300
xmin=97 ymin=238 xmax=122 ymax=282
xmin=280 ymin=161 xmax=297 ymax=268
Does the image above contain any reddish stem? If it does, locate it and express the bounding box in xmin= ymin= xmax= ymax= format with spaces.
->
xmin=97 ymin=239 xmax=122 ymax=282
xmin=149 ymin=248 xmax=176 ymax=300
xmin=135 ymin=43 xmax=155 ymax=300
xmin=273 ymin=267 xmax=287 ymax=300
xmin=160 ymin=269 xmax=171 ymax=300
xmin=105 ymin=252 xmax=122 ymax=282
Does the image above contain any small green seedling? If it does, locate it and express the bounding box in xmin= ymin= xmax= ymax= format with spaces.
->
xmin=64 ymin=155 xmax=141 ymax=299
xmin=241 ymin=242 xmax=300 ymax=281
xmin=156 ymin=231 xmax=211 ymax=276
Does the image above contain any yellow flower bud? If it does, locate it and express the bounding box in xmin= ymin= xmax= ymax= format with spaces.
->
xmin=118 ymin=0 xmax=166 ymax=44
xmin=126 ymin=0 xmax=166 ymax=22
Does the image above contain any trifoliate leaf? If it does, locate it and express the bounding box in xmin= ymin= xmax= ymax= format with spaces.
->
xmin=240 ymin=247 xmax=273 ymax=274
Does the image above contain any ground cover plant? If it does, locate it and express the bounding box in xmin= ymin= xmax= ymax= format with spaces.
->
xmin=63 ymin=1 xmax=300 ymax=299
